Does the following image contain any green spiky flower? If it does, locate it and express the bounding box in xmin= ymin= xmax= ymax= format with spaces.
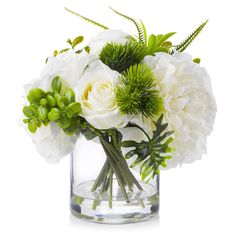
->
xmin=99 ymin=41 xmax=147 ymax=73
xmin=115 ymin=64 xmax=163 ymax=118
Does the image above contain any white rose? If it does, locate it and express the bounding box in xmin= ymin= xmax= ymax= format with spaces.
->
xmin=76 ymin=63 xmax=129 ymax=129
xmin=143 ymin=52 xmax=217 ymax=168
xmin=24 ymin=50 xmax=95 ymax=162
xmin=88 ymin=29 xmax=131 ymax=55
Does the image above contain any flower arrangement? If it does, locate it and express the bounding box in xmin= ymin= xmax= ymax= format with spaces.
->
xmin=22 ymin=7 xmax=216 ymax=222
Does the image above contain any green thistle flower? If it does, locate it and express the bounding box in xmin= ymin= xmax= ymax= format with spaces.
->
xmin=115 ymin=64 xmax=163 ymax=118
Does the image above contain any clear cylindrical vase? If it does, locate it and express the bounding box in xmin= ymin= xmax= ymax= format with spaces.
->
xmin=70 ymin=135 xmax=159 ymax=224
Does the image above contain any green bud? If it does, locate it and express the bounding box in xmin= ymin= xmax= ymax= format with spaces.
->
xmin=23 ymin=118 xmax=30 ymax=124
xmin=43 ymin=120 xmax=50 ymax=126
xmin=54 ymin=92 xmax=61 ymax=103
xmin=27 ymin=88 xmax=45 ymax=104
xmin=63 ymin=120 xmax=78 ymax=136
xmin=28 ymin=119 xmax=38 ymax=133
xmin=48 ymin=108 xmax=61 ymax=121
xmin=56 ymin=114 xmax=71 ymax=129
xmin=46 ymin=95 xmax=56 ymax=107
xmin=37 ymin=106 xmax=48 ymax=121
xmin=66 ymin=102 xmax=82 ymax=117
xmin=193 ymin=58 xmax=201 ymax=64
xmin=57 ymin=96 xmax=69 ymax=109
xmin=160 ymin=161 xmax=167 ymax=168
xmin=54 ymin=50 xmax=58 ymax=57
xmin=84 ymin=46 xmax=90 ymax=53
xmin=40 ymin=98 xmax=48 ymax=106
xmin=37 ymin=120 xmax=42 ymax=128
xmin=64 ymin=88 xmax=75 ymax=103
xmin=23 ymin=106 xmax=34 ymax=118
xmin=51 ymin=76 xmax=62 ymax=93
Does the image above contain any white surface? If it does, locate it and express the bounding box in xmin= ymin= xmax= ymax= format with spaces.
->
xmin=0 ymin=0 xmax=235 ymax=235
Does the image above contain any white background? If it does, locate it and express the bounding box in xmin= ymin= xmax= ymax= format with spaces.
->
xmin=0 ymin=0 xmax=235 ymax=235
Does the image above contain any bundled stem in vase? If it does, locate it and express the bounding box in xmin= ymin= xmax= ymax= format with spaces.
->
xmin=91 ymin=130 xmax=143 ymax=208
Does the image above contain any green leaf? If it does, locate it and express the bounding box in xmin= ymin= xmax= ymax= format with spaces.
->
xmin=154 ymin=47 xmax=169 ymax=53
xmin=40 ymin=98 xmax=48 ymax=106
xmin=48 ymin=108 xmax=61 ymax=121
xmin=28 ymin=119 xmax=38 ymax=133
xmin=46 ymin=95 xmax=56 ymax=107
xmin=56 ymin=114 xmax=71 ymax=129
xmin=64 ymin=88 xmax=75 ymax=103
xmin=51 ymin=76 xmax=62 ymax=93
xmin=147 ymin=33 xmax=175 ymax=55
xmin=54 ymin=50 xmax=58 ymax=57
xmin=193 ymin=58 xmax=201 ymax=64
xmin=23 ymin=118 xmax=30 ymax=124
xmin=37 ymin=106 xmax=48 ymax=121
xmin=156 ymin=32 xmax=176 ymax=47
xmin=57 ymin=96 xmax=69 ymax=109
xmin=84 ymin=46 xmax=90 ymax=53
xmin=37 ymin=120 xmax=42 ymax=128
xmin=121 ymin=115 xmax=174 ymax=181
xmin=59 ymin=48 xmax=70 ymax=54
xmin=66 ymin=102 xmax=82 ymax=117
xmin=63 ymin=119 xmax=78 ymax=136
xmin=23 ymin=106 xmax=34 ymax=118
xmin=27 ymin=88 xmax=45 ymax=104
xmin=82 ymin=128 xmax=98 ymax=140
xmin=147 ymin=34 xmax=157 ymax=54
xmin=72 ymin=36 xmax=84 ymax=48
xmin=162 ymin=41 xmax=172 ymax=49
xmin=67 ymin=38 xmax=72 ymax=45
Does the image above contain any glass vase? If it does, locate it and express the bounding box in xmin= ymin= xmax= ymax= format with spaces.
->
xmin=70 ymin=135 xmax=159 ymax=224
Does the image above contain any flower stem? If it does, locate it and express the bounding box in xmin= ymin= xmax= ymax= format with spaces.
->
xmin=109 ymin=168 xmax=113 ymax=208
xmin=90 ymin=131 xmax=143 ymax=207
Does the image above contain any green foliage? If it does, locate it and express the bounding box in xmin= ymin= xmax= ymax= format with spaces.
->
xmin=120 ymin=115 xmax=174 ymax=181
xmin=27 ymin=88 xmax=45 ymax=104
xmin=72 ymin=36 xmax=84 ymax=49
xmin=115 ymin=64 xmax=163 ymax=118
xmin=171 ymin=20 xmax=208 ymax=53
xmin=64 ymin=7 xmax=109 ymax=30
xmin=193 ymin=58 xmax=201 ymax=64
xmin=46 ymin=35 xmax=88 ymax=63
xmin=99 ymin=41 xmax=147 ymax=73
xmin=51 ymin=76 xmax=62 ymax=93
xmin=109 ymin=7 xmax=147 ymax=44
xmin=147 ymin=32 xmax=176 ymax=55
xmin=23 ymin=76 xmax=82 ymax=135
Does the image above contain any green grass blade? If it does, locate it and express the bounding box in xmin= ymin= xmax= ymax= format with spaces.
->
xmin=109 ymin=7 xmax=145 ymax=44
xmin=64 ymin=7 xmax=109 ymax=30
xmin=173 ymin=20 xmax=208 ymax=53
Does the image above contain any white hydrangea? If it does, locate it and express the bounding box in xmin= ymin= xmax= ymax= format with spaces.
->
xmin=88 ymin=29 xmax=131 ymax=55
xmin=31 ymin=123 xmax=77 ymax=163
xmin=25 ymin=50 xmax=97 ymax=92
xmin=24 ymin=50 xmax=95 ymax=163
xmin=143 ymin=52 xmax=217 ymax=168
